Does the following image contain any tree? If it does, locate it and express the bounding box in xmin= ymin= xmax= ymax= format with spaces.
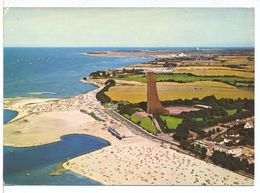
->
xmin=118 ymin=103 xmax=136 ymax=115
xmin=200 ymin=147 xmax=207 ymax=160
xmin=189 ymin=144 xmax=195 ymax=153
xmin=180 ymin=140 xmax=191 ymax=150
xmin=194 ymin=144 xmax=201 ymax=156
xmin=201 ymin=95 xmax=217 ymax=105
xmin=211 ymin=150 xmax=226 ymax=166
xmin=105 ymin=79 xmax=116 ymax=86
xmin=241 ymin=158 xmax=249 ymax=171
xmin=207 ymin=130 xmax=213 ymax=137
xmin=248 ymin=163 xmax=254 ymax=175
xmin=232 ymin=156 xmax=242 ymax=171
xmin=175 ymin=123 xmax=189 ymax=140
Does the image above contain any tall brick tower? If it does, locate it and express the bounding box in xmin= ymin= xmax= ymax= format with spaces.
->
xmin=147 ymin=72 xmax=169 ymax=114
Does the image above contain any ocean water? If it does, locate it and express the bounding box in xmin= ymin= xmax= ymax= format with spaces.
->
xmin=3 ymin=47 xmax=151 ymax=185
xmin=3 ymin=47 xmax=189 ymax=185
xmin=4 ymin=47 xmax=151 ymax=98
xmin=3 ymin=109 xmax=18 ymax=124
xmin=4 ymin=134 xmax=110 ymax=185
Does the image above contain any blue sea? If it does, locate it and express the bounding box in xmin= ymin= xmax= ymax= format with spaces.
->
xmin=3 ymin=47 xmax=153 ymax=185
xmin=4 ymin=47 xmax=151 ymax=98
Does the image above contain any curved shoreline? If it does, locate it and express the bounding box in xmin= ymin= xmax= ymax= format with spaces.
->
xmin=3 ymin=73 xmax=254 ymax=185
xmin=4 ymin=134 xmax=110 ymax=185
xmin=3 ymin=109 xmax=18 ymax=124
xmin=4 ymin=131 xmax=110 ymax=148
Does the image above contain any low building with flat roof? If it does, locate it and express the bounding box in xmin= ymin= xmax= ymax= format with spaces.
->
xmin=213 ymin=144 xmax=242 ymax=157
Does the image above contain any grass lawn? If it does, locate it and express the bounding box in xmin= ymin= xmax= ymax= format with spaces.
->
xmin=114 ymin=73 xmax=253 ymax=85
xmin=130 ymin=114 xmax=141 ymax=123
xmin=124 ymin=113 xmax=157 ymax=134
xmin=160 ymin=115 xmax=183 ymax=130
xmin=103 ymin=103 xmax=110 ymax=108
xmin=139 ymin=117 xmax=157 ymax=134
xmin=123 ymin=114 xmax=130 ymax=119
xmin=226 ymin=109 xmax=237 ymax=116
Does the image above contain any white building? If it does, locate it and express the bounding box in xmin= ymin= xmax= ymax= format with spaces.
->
xmin=178 ymin=52 xmax=187 ymax=57
xmin=244 ymin=121 xmax=254 ymax=129
xmin=213 ymin=144 xmax=242 ymax=157
xmin=194 ymin=104 xmax=212 ymax=109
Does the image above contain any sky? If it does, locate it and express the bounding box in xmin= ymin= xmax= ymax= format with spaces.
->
xmin=3 ymin=8 xmax=254 ymax=47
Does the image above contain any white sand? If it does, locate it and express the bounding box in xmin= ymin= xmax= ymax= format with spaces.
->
xmin=64 ymin=140 xmax=253 ymax=185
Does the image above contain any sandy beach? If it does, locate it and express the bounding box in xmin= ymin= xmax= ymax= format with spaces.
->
xmin=80 ymin=50 xmax=176 ymax=58
xmin=3 ymin=82 xmax=254 ymax=185
xmin=64 ymin=141 xmax=253 ymax=185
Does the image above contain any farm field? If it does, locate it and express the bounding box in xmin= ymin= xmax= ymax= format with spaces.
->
xmin=105 ymin=81 xmax=254 ymax=103
xmin=174 ymin=67 xmax=254 ymax=78
xmin=113 ymin=73 xmax=254 ymax=85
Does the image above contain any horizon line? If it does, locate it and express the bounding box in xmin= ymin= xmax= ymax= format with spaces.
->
xmin=3 ymin=46 xmax=255 ymax=48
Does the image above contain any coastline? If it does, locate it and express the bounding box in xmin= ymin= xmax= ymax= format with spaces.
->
xmin=63 ymin=137 xmax=253 ymax=185
xmin=3 ymin=70 xmax=254 ymax=186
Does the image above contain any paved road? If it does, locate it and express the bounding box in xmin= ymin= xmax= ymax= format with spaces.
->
xmin=105 ymin=109 xmax=182 ymax=150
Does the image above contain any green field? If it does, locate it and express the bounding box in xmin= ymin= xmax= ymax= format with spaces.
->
xmin=226 ymin=109 xmax=237 ymax=116
xmin=160 ymin=115 xmax=183 ymax=130
xmin=124 ymin=114 xmax=157 ymax=134
xmin=115 ymin=73 xmax=253 ymax=85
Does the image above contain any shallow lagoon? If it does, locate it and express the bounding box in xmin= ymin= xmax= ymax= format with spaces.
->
xmin=4 ymin=134 xmax=110 ymax=185
xmin=3 ymin=109 xmax=18 ymax=124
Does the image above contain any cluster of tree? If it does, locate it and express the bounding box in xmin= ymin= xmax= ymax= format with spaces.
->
xmin=211 ymin=150 xmax=254 ymax=175
xmin=153 ymin=114 xmax=172 ymax=133
xmin=206 ymin=128 xmax=221 ymax=137
xmin=122 ymin=68 xmax=144 ymax=74
xmin=162 ymin=63 xmax=177 ymax=68
xmin=172 ymin=96 xmax=254 ymax=139
xmin=117 ymin=101 xmax=147 ymax=116
xmin=90 ymin=70 xmax=111 ymax=78
xmin=96 ymin=79 xmax=116 ymax=104
xmin=165 ymin=95 xmax=254 ymax=117
xmin=240 ymin=129 xmax=254 ymax=147
xmin=232 ymin=125 xmax=255 ymax=147
xmin=157 ymin=79 xmax=187 ymax=83
xmin=180 ymin=140 xmax=207 ymax=160
xmin=174 ymin=116 xmax=206 ymax=140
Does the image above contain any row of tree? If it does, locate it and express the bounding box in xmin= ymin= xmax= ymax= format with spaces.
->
xmin=96 ymin=79 xmax=116 ymax=104
xmin=179 ymin=140 xmax=254 ymax=175
xmin=180 ymin=140 xmax=207 ymax=160
xmin=166 ymin=96 xmax=254 ymax=113
xmin=211 ymin=150 xmax=254 ymax=175
xmin=117 ymin=101 xmax=147 ymax=116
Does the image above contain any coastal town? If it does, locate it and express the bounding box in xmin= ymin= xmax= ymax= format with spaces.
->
xmin=3 ymin=6 xmax=257 ymax=191
xmin=4 ymin=48 xmax=254 ymax=185
xmin=82 ymin=48 xmax=255 ymax=177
